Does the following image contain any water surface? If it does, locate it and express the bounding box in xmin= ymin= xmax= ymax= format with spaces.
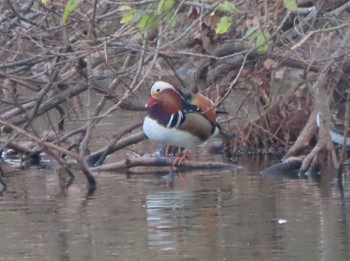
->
xmin=0 ymin=156 xmax=349 ymax=261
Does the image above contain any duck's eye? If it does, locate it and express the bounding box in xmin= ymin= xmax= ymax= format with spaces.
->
xmin=156 ymin=88 xmax=160 ymax=92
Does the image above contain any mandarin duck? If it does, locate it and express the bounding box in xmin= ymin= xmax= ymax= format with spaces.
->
xmin=143 ymin=81 xmax=229 ymax=166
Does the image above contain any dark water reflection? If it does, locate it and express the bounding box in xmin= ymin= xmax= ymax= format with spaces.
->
xmin=1 ymin=157 xmax=350 ymax=261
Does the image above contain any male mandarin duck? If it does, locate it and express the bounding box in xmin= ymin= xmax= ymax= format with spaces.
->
xmin=143 ymin=81 xmax=228 ymax=166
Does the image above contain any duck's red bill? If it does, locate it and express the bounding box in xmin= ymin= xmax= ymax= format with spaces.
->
xmin=145 ymin=96 xmax=157 ymax=108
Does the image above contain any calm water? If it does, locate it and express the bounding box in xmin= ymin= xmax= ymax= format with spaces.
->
xmin=0 ymin=156 xmax=349 ymax=261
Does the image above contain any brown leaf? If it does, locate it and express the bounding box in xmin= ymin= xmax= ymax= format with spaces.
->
xmin=263 ymin=58 xmax=277 ymax=69
xmin=203 ymin=15 xmax=220 ymax=31
xmin=187 ymin=6 xmax=200 ymax=19
xmin=246 ymin=15 xmax=260 ymax=28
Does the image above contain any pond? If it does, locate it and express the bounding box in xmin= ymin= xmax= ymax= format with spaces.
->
xmin=0 ymin=155 xmax=349 ymax=261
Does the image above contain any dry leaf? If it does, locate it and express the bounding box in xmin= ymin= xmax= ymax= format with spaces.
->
xmin=246 ymin=15 xmax=260 ymax=28
xmin=203 ymin=15 xmax=220 ymax=31
xmin=263 ymin=58 xmax=277 ymax=69
xmin=187 ymin=5 xmax=200 ymax=19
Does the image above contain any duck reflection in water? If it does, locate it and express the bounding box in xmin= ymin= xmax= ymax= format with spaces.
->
xmin=160 ymin=169 xmax=190 ymax=189
xmin=145 ymin=172 xmax=220 ymax=260
xmin=146 ymin=188 xmax=194 ymax=257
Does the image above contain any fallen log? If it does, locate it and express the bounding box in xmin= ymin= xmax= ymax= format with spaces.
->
xmin=90 ymin=156 xmax=241 ymax=172
xmin=260 ymin=157 xmax=304 ymax=178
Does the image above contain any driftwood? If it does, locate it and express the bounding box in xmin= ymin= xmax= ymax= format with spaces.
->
xmin=90 ymin=156 xmax=241 ymax=172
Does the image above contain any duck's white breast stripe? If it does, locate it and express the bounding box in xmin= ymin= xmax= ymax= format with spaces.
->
xmin=166 ymin=114 xmax=175 ymax=128
xmin=175 ymin=111 xmax=183 ymax=128
xmin=165 ymin=111 xmax=184 ymax=128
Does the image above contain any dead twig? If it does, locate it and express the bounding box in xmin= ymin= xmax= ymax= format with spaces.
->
xmin=84 ymin=131 xmax=146 ymax=166
xmin=0 ymin=119 xmax=96 ymax=189
xmin=94 ymin=121 xmax=143 ymax=166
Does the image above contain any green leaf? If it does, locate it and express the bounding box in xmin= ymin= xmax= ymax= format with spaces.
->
xmin=157 ymin=0 xmax=174 ymax=14
xmin=163 ymin=0 xmax=174 ymax=11
xmin=215 ymin=16 xmax=233 ymax=34
xmin=243 ymin=26 xmax=258 ymax=40
xmin=216 ymin=1 xmax=236 ymax=13
xmin=137 ymin=13 xmax=160 ymax=30
xmin=256 ymin=30 xmax=271 ymax=52
xmin=137 ymin=13 xmax=150 ymax=29
xmin=249 ymin=30 xmax=258 ymax=42
xmin=62 ymin=0 xmax=80 ymax=23
xmin=168 ymin=15 xmax=176 ymax=28
xmin=131 ymin=9 xmax=145 ymax=23
xmin=146 ymin=14 xmax=160 ymax=29
xmin=120 ymin=10 xmax=136 ymax=24
xmin=283 ymin=0 xmax=298 ymax=11
xmin=118 ymin=5 xmax=132 ymax=11
xmin=157 ymin=0 xmax=165 ymax=13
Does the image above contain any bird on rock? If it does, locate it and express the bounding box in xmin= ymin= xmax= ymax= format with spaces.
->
xmin=143 ymin=81 xmax=229 ymax=167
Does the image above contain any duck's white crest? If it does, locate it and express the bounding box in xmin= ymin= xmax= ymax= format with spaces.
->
xmin=151 ymin=81 xmax=177 ymax=93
